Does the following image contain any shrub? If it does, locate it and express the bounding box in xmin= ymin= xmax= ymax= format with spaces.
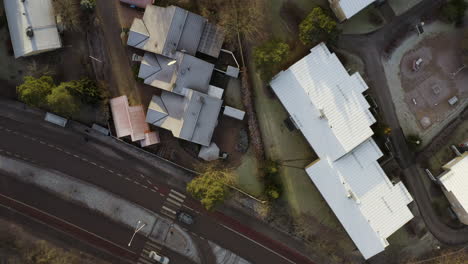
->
xmin=254 ymin=40 xmax=289 ymax=80
xmin=299 ymin=7 xmax=340 ymax=46
xmin=441 ymin=0 xmax=467 ymax=25
xmin=80 ymin=0 xmax=96 ymax=11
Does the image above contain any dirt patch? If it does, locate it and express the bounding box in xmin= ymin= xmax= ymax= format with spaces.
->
xmin=212 ymin=116 xmax=248 ymax=168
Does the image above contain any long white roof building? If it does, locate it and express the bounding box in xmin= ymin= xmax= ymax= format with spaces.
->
xmin=329 ymin=0 xmax=376 ymax=21
xmin=438 ymin=152 xmax=468 ymax=224
xmin=4 ymin=0 xmax=62 ymax=58
xmin=270 ymin=43 xmax=414 ymax=260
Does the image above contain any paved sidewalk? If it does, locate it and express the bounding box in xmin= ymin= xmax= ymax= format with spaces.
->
xmin=0 ymin=154 xmax=200 ymax=262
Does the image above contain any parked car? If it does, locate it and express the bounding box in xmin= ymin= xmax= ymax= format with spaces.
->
xmin=120 ymin=0 xmax=154 ymax=9
xmin=148 ymin=251 xmax=169 ymax=264
xmin=459 ymin=141 xmax=468 ymax=153
xmin=177 ymin=211 xmax=194 ymax=225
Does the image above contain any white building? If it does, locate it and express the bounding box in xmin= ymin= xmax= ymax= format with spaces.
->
xmin=4 ymin=0 xmax=62 ymax=58
xmin=270 ymin=43 xmax=414 ymax=260
xmin=438 ymin=152 xmax=468 ymax=225
xmin=329 ymin=0 xmax=376 ymax=21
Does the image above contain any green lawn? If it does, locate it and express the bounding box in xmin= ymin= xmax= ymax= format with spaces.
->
xmin=234 ymin=148 xmax=264 ymax=196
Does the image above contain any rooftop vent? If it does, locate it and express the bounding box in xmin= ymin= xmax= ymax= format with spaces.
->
xmin=318 ymin=108 xmax=326 ymax=119
xmin=26 ymin=27 xmax=34 ymax=38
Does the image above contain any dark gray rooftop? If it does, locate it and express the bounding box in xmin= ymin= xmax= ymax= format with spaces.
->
xmin=128 ymin=5 xmax=224 ymax=59
xmin=146 ymin=90 xmax=223 ymax=146
xmin=139 ymin=52 xmax=214 ymax=95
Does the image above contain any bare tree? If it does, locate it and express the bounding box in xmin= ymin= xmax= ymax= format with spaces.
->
xmin=52 ymin=0 xmax=82 ymax=32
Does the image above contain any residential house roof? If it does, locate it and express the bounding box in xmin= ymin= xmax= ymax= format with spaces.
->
xmin=110 ymin=96 xmax=159 ymax=146
xmin=146 ymin=90 xmax=222 ymax=146
xmin=439 ymin=153 xmax=468 ymax=220
xmin=138 ymin=52 xmax=214 ymax=95
xmin=4 ymin=0 xmax=62 ymax=58
xmin=127 ymin=5 xmax=224 ymax=58
xmin=270 ymin=43 xmax=414 ymax=260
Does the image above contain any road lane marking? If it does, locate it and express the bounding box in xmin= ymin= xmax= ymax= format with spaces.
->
xmin=145 ymin=239 xmax=162 ymax=250
xmin=90 ymin=162 xmax=97 ymax=166
xmin=133 ymin=181 xmax=140 ymax=185
xmin=139 ymin=174 xmax=145 ymax=178
xmin=117 ymin=173 xmax=123 ymax=177
xmin=0 ymin=193 xmax=138 ymax=255
xmin=125 ymin=177 xmax=131 ymax=181
xmin=169 ymin=189 xmax=186 ymax=199
xmin=107 ymin=169 xmax=114 ymax=173
xmin=161 ymin=206 xmax=176 ymax=215
xmin=168 ymin=193 xmax=184 ymax=203
xmin=166 ymin=198 xmax=181 ymax=207
xmin=142 ymin=185 xmax=148 ymax=189
xmin=182 ymin=205 xmax=194 ymax=211
xmin=219 ymin=224 xmax=296 ymax=264
xmin=160 ymin=211 xmax=176 ymax=219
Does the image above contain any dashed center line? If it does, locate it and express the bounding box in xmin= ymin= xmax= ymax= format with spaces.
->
xmin=1 ymin=126 xmax=163 ymax=197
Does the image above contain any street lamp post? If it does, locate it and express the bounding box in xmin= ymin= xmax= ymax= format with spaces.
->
xmin=128 ymin=220 xmax=146 ymax=247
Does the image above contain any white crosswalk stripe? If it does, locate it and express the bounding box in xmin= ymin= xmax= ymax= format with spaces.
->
xmin=169 ymin=189 xmax=186 ymax=199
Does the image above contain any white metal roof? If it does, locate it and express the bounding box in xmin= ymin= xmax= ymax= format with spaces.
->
xmin=223 ymin=106 xmax=245 ymax=120
xmin=271 ymin=43 xmax=414 ymax=260
xmin=271 ymin=43 xmax=375 ymax=161
xmin=334 ymin=0 xmax=376 ymax=19
xmin=4 ymin=0 xmax=62 ymax=58
xmin=439 ymin=153 xmax=468 ymax=214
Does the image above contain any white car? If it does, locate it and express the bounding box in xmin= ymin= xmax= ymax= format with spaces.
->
xmin=149 ymin=251 xmax=169 ymax=264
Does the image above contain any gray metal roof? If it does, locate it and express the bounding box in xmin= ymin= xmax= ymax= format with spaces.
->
xmin=139 ymin=52 xmax=214 ymax=95
xmin=128 ymin=5 xmax=224 ymax=58
xmin=197 ymin=22 xmax=225 ymax=58
xmin=177 ymin=12 xmax=205 ymax=55
xmin=127 ymin=18 xmax=150 ymax=48
xmin=173 ymin=52 xmax=214 ymax=94
xmin=146 ymin=90 xmax=222 ymax=146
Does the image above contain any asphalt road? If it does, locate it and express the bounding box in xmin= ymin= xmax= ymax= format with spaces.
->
xmin=337 ymin=0 xmax=468 ymax=245
xmin=0 ymin=100 xmax=312 ymax=264
xmin=0 ymin=173 xmax=193 ymax=264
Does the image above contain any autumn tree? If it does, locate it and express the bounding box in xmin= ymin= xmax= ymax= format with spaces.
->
xmin=254 ymin=40 xmax=289 ymax=80
xmin=64 ymin=78 xmax=102 ymax=105
xmin=299 ymin=7 xmax=340 ymax=46
xmin=17 ymin=76 xmax=55 ymax=108
xmin=198 ymin=0 xmax=266 ymax=44
xmin=186 ymin=165 xmax=234 ymax=211
xmin=47 ymin=84 xmax=80 ymax=117
xmin=52 ymin=0 xmax=82 ymax=31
